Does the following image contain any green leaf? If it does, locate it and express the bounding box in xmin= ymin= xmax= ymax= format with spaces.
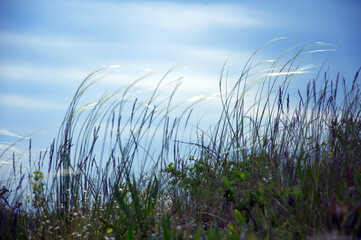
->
xmin=222 ymin=177 xmax=233 ymax=187
xmin=127 ymin=225 xmax=134 ymax=240
xmin=193 ymin=225 xmax=203 ymax=240
xmin=238 ymin=172 xmax=246 ymax=180
xmin=207 ymin=224 xmax=213 ymax=240
xmin=228 ymin=224 xmax=239 ymax=239
xmin=214 ymin=227 xmax=223 ymax=240
xmin=162 ymin=216 xmax=171 ymax=240
xmin=234 ymin=209 xmax=245 ymax=225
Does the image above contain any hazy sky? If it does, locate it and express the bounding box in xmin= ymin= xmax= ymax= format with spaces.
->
xmin=1 ymin=0 xmax=360 ymax=163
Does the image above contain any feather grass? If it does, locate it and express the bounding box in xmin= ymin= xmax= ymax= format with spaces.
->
xmin=1 ymin=40 xmax=360 ymax=239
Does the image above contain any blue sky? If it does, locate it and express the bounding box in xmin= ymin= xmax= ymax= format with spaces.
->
xmin=1 ymin=0 xmax=361 ymax=167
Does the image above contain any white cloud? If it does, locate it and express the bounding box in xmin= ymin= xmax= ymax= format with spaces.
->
xmin=65 ymin=1 xmax=268 ymax=35
xmin=0 ymin=32 xmax=101 ymax=50
xmin=0 ymin=2 xmax=267 ymax=50
xmin=0 ymin=62 xmax=89 ymax=85
xmin=150 ymin=43 xmax=233 ymax=66
xmin=122 ymin=2 xmax=267 ymax=33
xmin=0 ymin=94 xmax=66 ymax=110
xmin=0 ymin=41 xmax=249 ymax=91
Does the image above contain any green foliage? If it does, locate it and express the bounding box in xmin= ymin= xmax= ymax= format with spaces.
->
xmin=162 ymin=156 xmax=220 ymax=196
xmin=98 ymin=175 xmax=160 ymax=239
xmin=27 ymin=170 xmax=47 ymax=217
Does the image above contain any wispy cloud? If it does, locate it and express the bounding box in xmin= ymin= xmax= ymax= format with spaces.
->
xmin=0 ymin=94 xmax=66 ymax=110
xmin=62 ymin=1 xmax=268 ymax=35
xmin=0 ymin=63 xmax=88 ymax=84
xmin=0 ymin=2 xmax=267 ymax=51
xmin=122 ymin=2 xmax=268 ymax=32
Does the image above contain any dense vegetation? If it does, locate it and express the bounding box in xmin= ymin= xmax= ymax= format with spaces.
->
xmin=1 ymin=42 xmax=361 ymax=239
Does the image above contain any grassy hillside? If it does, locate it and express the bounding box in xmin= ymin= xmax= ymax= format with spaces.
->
xmin=1 ymin=42 xmax=361 ymax=239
